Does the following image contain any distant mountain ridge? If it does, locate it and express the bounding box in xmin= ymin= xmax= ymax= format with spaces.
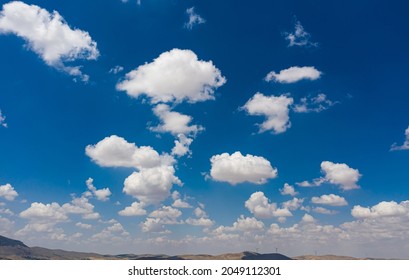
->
xmin=0 ymin=235 xmax=370 ymax=260
xmin=0 ymin=235 xmax=28 ymax=248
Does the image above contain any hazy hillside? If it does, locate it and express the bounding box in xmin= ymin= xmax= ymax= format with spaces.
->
xmin=1 ymin=235 xmax=375 ymax=260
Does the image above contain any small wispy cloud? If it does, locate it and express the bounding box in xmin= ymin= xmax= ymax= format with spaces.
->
xmin=283 ymin=19 xmax=318 ymax=47
xmin=293 ymin=93 xmax=338 ymax=113
xmin=265 ymin=66 xmax=322 ymax=83
xmin=390 ymin=126 xmax=409 ymax=151
xmin=184 ymin=7 xmax=206 ymax=30
xmin=109 ymin=65 xmax=124 ymax=74
xmin=0 ymin=110 xmax=7 ymax=128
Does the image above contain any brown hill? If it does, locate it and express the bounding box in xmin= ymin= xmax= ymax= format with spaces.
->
xmin=0 ymin=235 xmax=298 ymax=260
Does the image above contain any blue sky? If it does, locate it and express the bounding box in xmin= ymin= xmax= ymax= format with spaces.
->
xmin=0 ymin=0 xmax=409 ymax=258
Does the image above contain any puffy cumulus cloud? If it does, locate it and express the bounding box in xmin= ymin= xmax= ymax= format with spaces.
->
xmin=17 ymin=187 xmax=101 ymax=240
xmin=116 ymin=48 xmax=226 ymax=104
xmin=151 ymin=104 xmax=204 ymax=136
xmin=351 ymin=201 xmax=409 ymax=219
xmin=210 ymin=152 xmax=278 ymax=185
xmin=149 ymin=206 xmax=182 ymax=221
xmin=20 ymin=202 xmax=68 ymax=222
xmin=301 ymin=213 xmax=316 ymax=223
xmin=62 ymin=196 xmax=100 ymax=220
xmin=118 ymin=202 xmax=147 ymax=216
xmin=184 ymin=7 xmax=206 ymax=30
xmin=0 ymin=208 xmax=13 ymax=215
xmin=245 ymin=192 xmax=277 ymax=218
xmin=0 ymin=183 xmax=18 ymax=201
xmin=140 ymin=206 xmax=183 ymax=233
xmin=172 ymin=199 xmax=192 ymax=209
xmin=297 ymin=161 xmax=361 ymax=190
xmin=283 ymin=19 xmax=318 ymax=47
xmin=0 ymin=1 xmax=99 ymax=81
xmin=171 ymin=134 xmax=194 ymax=158
xmin=0 ymin=216 xmax=14 ymax=235
xmin=90 ymin=220 xmax=130 ymax=244
xmin=390 ymin=126 xmax=409 ymax=151
xmin=265 ymin=66 xmax=321 ymax=84
xmin=245 ymin=192 xmax=294 ymax=219
xmin=232 ymin=215 xmax=265 ymax=232
xmin=293 ymin=93 xmax=337 ymax=113
xmin=150 ymin=104 xmax=202 ymax=158
xmin=311 ymin=194 xmax=348 ymax=206
xmin=242 ymin=93 xmax=293 ymax=134
xmin=185 ymin=217 xmax=214 ymax=227
xmin=280 ymin=183 xmax=298 ymax=196
xmin=194 ymin=207 xmax=207 ymax=218
xmin=85 ymin=135 xmax=164 ymax=169
xmin=0 ymin=110 xmax=7 ymax=128
xmin=123 ymin=166 xmax=182 ymax=204
xmin=321 ymin=161 xmax=361 ymax=190
xmin=85 ymin=178 xmax=111 ymax=201
xmin=282 ymin=197 xmax=304 ymax=211
xmin=141 ymin=218 xmax=168 ymax=233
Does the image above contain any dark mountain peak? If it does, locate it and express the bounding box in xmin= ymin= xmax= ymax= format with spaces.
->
xmin=242 ymin=251 xmax=292 ymax=260
xmin=0 ymin=235 xmax=28 ymax=248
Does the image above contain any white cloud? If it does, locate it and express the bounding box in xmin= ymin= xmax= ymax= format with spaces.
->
xmin=186 ymin=217 xmax=214 ymax=227
xmin=296 ymin=177 xmax=326 ymax=187
xmin=283 ymin=20 xmax=318 ymax=47
xmin=149 ymin=206 xmax=182 ymax=222
xmin=265 ymin=66 xmax=321 ymax=84
xmin=0 ymin=216 xmax=14 ymax=235
xmin=0 ymin=183 xmax=18 ymax=201
xmin=85 ymin=178 xmax=112 ymax=201
xmin=85 ymin=135 xmax=164 ymax=169
xmin=280 ymin=183 xmax=298 ymax=196
xmin=140 ymin=206 xmax=182 ymax=233
xmin=293 ymin=93 xmax=337 ymax=113
xmin=172 ymin=134 xmax=194 ymax=157
xmin=123 ymin=166 xmax=182 ymax=204
xmin=245 ymin=192 xmax=277 ymax=219
xmin=118 ymin=202 xmax=147 ymax=216
xmin=321 ymin=161 xmax=361 ymax=190
xmin=282 ymin=197 xmax=304 ymax=210
xmin=311 ymin=194 xmax=348 ymax=206
xmin=194 ymin=207 xmax=207 ymax=218
xmin=109 ymin=65 xmax=124 ymax=74
xmin=184 ymin=7 xmax=206 ymax=30
xmin=390 ymin=126 xmax=409 ymax=151
xmin=151 ymin=104 xmax=204 ymax=136
xmin=0 ymin=110 xmax=7 ymax=128
xmin=0 ymin=208 xmax=13 ymax=215
xmin=242 ymin=93 xmax=293 ymax=134
xmin=0 ymin=1 xmax=99 ymax=81
xmin=232 ymin=215 xmax=264 ymax=232
xmin=20 ymin=202 xmax=68 ymax=222
xmin=312 ymin=207 xmax=338 ymax=215
xmin=245 ymin=192 xmax=293 ymax=219
xmin=210 ymin=151 xmax=278 ymax=185
xmin=141 ymin=218 xmax=167 ymax=233
xmin=172 ymin=199 xmax=192 ymax=209
xmin=297 ymin=161 xmax=361 ymax=191
xmin=351 ymin=201 xmax=408 ymax=219
xmin=76 ymin=222 xmax=92 ymax=229
xmin=62 ymin=196 xmax=100 ymax=220
xmin=116 ymin=48 xmax=226 ymax=104
xmin=91 ymin=220 xmax=130 ymax=243
xmin=301 ymin=213 xmax=316 ymax=223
